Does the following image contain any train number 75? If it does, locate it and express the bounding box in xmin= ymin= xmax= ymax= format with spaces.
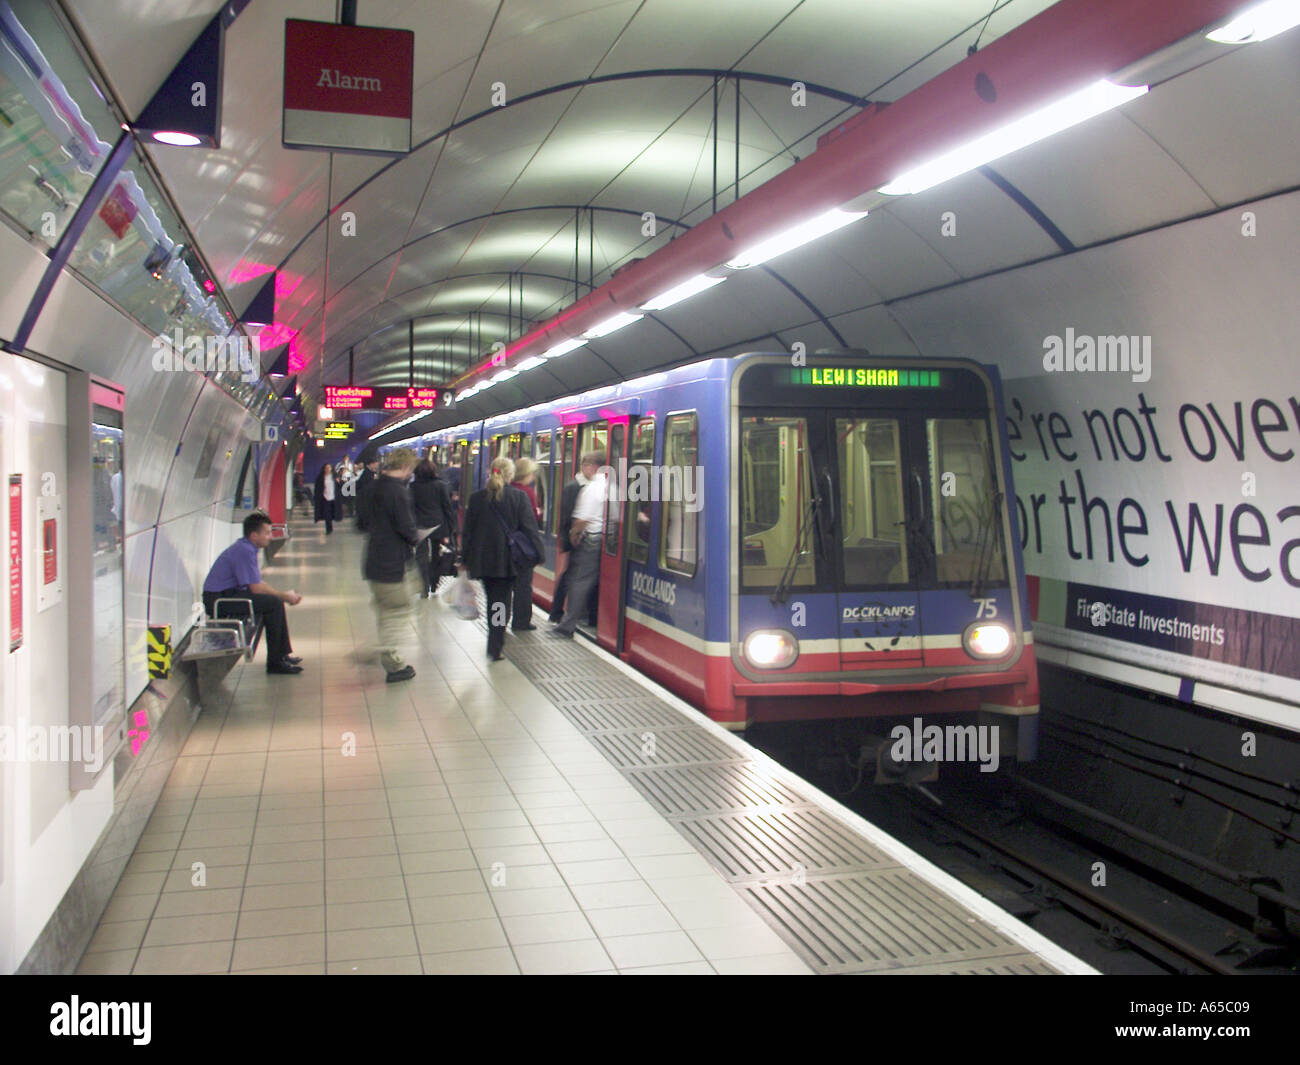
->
xmin=973 ymin=598 xmax=998 ymax=618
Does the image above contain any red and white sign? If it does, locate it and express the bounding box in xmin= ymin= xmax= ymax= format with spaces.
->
xmin=9 ymin=475 xmax=21 ymax=652
xmin=283 ymin=19 xmax=413 ymax=155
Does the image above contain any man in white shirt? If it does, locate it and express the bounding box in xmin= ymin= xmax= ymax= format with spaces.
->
xmin=554 ymin=451 xmax=607 ymax=637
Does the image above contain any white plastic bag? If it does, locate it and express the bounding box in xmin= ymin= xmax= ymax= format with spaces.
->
xmin=445 ymin=571 xmax=479 ymax=620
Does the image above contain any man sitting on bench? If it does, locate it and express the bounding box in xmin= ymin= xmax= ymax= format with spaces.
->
xmin=202 ymin=510 xmax=304 ymax=675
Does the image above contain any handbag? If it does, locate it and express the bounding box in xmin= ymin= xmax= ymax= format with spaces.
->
xmin=491 ymin=499 xmax=540 ymax=570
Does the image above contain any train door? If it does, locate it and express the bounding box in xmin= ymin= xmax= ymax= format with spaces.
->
xmin=596 ymin=421 xmax=627 ymax=650
xmin=829 ymin=412 xmax=924 ymax=669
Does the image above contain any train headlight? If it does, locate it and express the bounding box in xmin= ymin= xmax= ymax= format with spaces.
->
xmin=742 ymin=630 xmax=799 ymax=669
xmin=963 ymin=621 xmax=1013 ymax=659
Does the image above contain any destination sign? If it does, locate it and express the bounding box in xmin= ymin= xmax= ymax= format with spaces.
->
xmin=781 ymin=367 xmax=941 ymax=388
xmin=322 ymin=386 xmax=439 ymax=411
xmin=325 ymin=422 xmax=355 ymax=434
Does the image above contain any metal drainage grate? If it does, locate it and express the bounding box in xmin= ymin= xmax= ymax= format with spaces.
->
xmin=882 ymin=955 xmax=1059 ymax=975
xmin=625 ymin=762 xmax=807 ymax=818
xmin=675 ymin=806 xmax=895 ymax=881
xmin=558 ymin=700 xmax=691 ymax=734
xmin=586 ymin=727 xmax=745 ymax=769
xmin=738 ymin=869 xmax=1027 ymax=974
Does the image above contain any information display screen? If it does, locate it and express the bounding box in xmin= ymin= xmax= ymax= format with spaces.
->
xmin=322 ymin=386 xmax=438 ymax=411
xmin=780 ymin=367 xmax=942 ymax=388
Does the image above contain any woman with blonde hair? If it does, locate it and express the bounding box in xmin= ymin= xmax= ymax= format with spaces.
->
xmin=460 ymin=456 xmax=543 ymax=660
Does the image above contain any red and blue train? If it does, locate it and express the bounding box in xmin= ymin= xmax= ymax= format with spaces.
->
xmin=399 ymin=352 xmax=1038 ymax=755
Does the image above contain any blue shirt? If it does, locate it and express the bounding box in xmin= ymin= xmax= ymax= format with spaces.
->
xmin=203 ymin=537 xmax=262 ymax=593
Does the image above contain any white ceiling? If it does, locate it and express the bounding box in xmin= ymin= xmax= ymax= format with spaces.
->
xmin=58 ymin=0 xmax=1300 ymax=424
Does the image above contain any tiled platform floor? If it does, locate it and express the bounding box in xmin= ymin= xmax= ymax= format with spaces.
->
xmin=76 ymin=520 xmax=812 ymax=975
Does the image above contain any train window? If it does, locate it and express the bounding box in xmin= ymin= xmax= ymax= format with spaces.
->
xmin=604 ymin=424 xmax=626 ymax=555
xmin=836 ymin=419 xmax=909 ymax=586
xmin=578 ymin=421 xmax=608 ymax=462
xmin=661 ymin=413 xmax=700 ymax=577
xmin=740 ymin=417 xmax=815 ymax=588
xmin=625 ymin=420 xmax=655 ymax=564
xmin=536 ymin=431 xmax=552 ymax=530
xmin=520 ymin=433 xmax=532 ymax=459
xmin=927 ymin=418 xmax=1006 ymax=585
xmin=554 ymin=428 xmax=576 ymax=536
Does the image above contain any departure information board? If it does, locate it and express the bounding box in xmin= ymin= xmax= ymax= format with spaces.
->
xmin=322 ymin=386 xmax=439 ymax=411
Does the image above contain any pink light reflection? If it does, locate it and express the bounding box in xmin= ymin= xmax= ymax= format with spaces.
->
xmin=257 ymin=322 xmax=297 ymax=348
xmin=227 ymin=261 xmax=275 ymax=285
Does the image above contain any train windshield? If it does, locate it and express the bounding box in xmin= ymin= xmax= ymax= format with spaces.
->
xmin=740 ymin=407 xmax=1006 ymax=593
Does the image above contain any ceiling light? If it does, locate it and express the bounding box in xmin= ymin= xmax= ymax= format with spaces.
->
xmin=515 ymin=356 xmax=544 ymax=371
xmin=879 ymin=79 xmax=1148 ymax=196
xmin=1206 ymin=0 xmax=1300 ymax=42
xmin=152 ymin=131 xmax=203 ymax=146
xmin=541 ymin=337 xmax=587 ymax=359
xmin=725 ymin=208 xmax=868 ymax=269
xmin=640 ymin=274 xmax=726 ymax=310
xmin=583 ymin=312 xmax=643 ymax=338
xmin=491 ymin=368 xmax=519 ymax=383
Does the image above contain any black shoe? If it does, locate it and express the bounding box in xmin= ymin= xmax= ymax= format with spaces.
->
xmin=385 ymin=665 xmax=416 ymax=683
xmin=552 ymin=629 xmax=574 ymax=640
xmin=267 ymin=660 xmax=303 ymax=675
xmin=513 ymin=623 xmax=536 ymax=632
xmin=284 ymin=655 xmax=302 ymax=665
xmin=489 ymin=652 xmax=504 ymax=661
xmin=547 ymin=615 xmax=562 ymax=624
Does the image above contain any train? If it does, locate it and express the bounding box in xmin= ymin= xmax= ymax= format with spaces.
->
xmin=387 ymin=352 xmax=1039 ymax=759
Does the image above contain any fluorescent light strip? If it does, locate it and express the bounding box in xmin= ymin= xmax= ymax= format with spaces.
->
xmin=1207 ymin=0 xmax=1300 ymax=42
xmin=725 ymin=208 xmax=868 ymax=269
xmin=542 ymin=337 xmax=587 ymax=359
xmin=879 ymin=78 xmax=1148 ymax=197
xmin=515 ymin=356 xmax=544 ymax=371
xmin=583 ymin=311 xmax=643 ymax=338
xmin=491 ymin=368 xmax=519 ymax=382
xmin=640 ymin=273 xmax=726 ymax=310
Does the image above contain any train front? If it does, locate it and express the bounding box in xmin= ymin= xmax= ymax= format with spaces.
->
xmin=730 ymin=354 xmax=1038 ymax=762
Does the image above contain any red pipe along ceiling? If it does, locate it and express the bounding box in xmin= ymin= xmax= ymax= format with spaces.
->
xmin=455 ymin=0 xmax=1245 ymax=388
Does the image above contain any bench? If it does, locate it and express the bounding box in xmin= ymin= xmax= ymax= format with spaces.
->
xmin=178 ymin=598 xmax=264 ymax=706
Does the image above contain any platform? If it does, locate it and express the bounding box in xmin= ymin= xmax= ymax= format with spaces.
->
xmin=76 ymin=522 xmax=1090 ymax=975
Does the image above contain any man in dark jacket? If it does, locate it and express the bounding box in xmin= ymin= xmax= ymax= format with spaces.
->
xmin=365 ymin=448 xmax=420 ymax=682
xmin=353 ymin=457 xmax=379 ymax=531
xmin=547 ymin=468 xmax=597 ymax=625
xmin=411 ymin=459 xmax=457 ymax=597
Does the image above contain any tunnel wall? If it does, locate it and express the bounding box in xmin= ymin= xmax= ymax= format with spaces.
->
xmin=0 ymin=230 xmax=292 ymax=971
xmin=890 ymin=188 xmax=1300 ymax=728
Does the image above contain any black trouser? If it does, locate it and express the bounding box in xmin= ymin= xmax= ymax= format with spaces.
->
xmin=204 ymin=589 xmax=291 ymax=666
xmin=513 ymin=566 xmax=534 ymax=628
xmin=483 ymin=577 xmax=514 ymax=657
xmin=550 ymin=552 xmax=598 ymax=624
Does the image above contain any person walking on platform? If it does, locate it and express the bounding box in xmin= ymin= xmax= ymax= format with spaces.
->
xmin=510 ymin=457 xmax=542 ymax=630
xmin=314 ymin=462 xmax=339 ymax=534
xmin=364 ymin=448 xmax=420 ymax=682
xmin=461 ymin=456 xmax=543 ymax=661
xmin=548 ymin=463 xmax=590 ymax=624
xmin=354 ymin=448 xmax=380 ymax=531
xmin=202 ymin=510 xmax=304 ymax=674
xmin=554 ymin=452 xmax=606 ymax=639
xmin=411 ymin=458 xmax=457 ymax=598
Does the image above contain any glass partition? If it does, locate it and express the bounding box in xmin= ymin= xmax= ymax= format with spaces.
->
xmin=0 ymin=0 xmax=123 ymax=247
xmin=91 ymin=401 xmax=125 ymax=727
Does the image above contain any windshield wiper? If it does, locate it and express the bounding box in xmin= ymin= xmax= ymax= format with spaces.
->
xmin=771 ymin=486 xmax=822 ymax=606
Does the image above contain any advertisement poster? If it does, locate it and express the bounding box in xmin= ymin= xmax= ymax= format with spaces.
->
xmin=895 ymin=192 xmax=1300 ymax=713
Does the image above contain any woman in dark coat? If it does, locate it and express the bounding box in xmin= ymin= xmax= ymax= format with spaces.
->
xmin=411 ymin=459 xmax=458 ymax=597
xmin=313 ymin=463 xmax=339 ymax=534
xmin=460 ymin=456 xmax=543 ymax=661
